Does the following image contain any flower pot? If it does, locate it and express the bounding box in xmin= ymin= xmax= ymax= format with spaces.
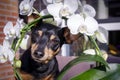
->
xmin=0 ymin=61 xmax=15 ymax=80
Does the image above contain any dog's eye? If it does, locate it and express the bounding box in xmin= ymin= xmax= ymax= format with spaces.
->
xmin=31 ymin=38 xmax=36 ymax=43
xmin=50 ymin=40 xmax=60 ymax=51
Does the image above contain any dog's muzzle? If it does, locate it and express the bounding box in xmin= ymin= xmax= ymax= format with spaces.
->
xmin=34 ymin=51 xmax=44 ymax=58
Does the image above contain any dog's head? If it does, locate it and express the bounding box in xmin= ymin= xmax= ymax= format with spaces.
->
xmin=26 ymin=14 xmax=80 ymax=63
xmin=30 ymin=22 xmax=61 ymax=63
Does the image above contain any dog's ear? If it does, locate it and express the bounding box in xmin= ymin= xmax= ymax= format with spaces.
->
xmin=60 ymin=27 xmax=82 ymax=44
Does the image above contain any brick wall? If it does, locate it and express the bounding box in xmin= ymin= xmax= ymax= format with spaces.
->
xmin=0 ymin=0 xmax=18 ymax=44
xmin=0 ymin=0 xmax=18 ymax=79
xmin=0 ymin=61 xmax=16 ymax=80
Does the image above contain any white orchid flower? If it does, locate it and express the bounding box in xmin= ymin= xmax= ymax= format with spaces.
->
xmin=0 ymin=40 xmax=14 ymax=64
xmin=20 ymin=34 xmax=31 ymax=50
xmin=47 ymin=3 xmax=63 ymax=26
xmin=4 ymin=19 xmax=25 ymax=39
xmin=83 ymin=49 xmax=96 ymax=55
xmin=3 ymin=22 xmax=16 ymax=39
xmin=19 ymin=0 xmax=36 ymax=16
xmin=14 ymin=19 xmax=25 ymax=38
xmin=67 ymin=14 xmax=98 ymax=35
xmin=47 ymin=0 xmax=78 ymax=26
xmin=67 ymin=14 xmax=84 ymax=34
xmin=3 ymin=20 xmax=25 ymax=47
xmin=83 ymin=4 xmax=96 ymax=17
xmin=95 ymin=26 xmax=108 ymax=43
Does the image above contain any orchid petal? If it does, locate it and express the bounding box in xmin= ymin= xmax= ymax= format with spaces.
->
xmin=96 ymin=26 xmax=108 ymax=43
xmin=101 ymin=50 xmax=108 ymax=60
xmin=47 ymin=0 xmax=53 ymax=3
xmin=3 ymin=39 xmax=11 ymax=49
xmin=64 ymin=0 xmax=78 ymax=13
xmin=96 ymin=31 xmax=107 ymax=43
xmin=85 ymin=16 xmax=98 ymax=35
xmin=83 ymin=4 xmax=96 ymax=17
xmin=3 ymin=22 xmax=13 ymax=36
xmin=14 ymin=22 xmax=21 ymax=37
xmin=60 ymin=19 xmax=66 ymax=28
xmin=6 ymin=49 xmax=14 ymax=64
xmin=20 ymin=35 xmax=31 ymax=50
xmin=54 ymin=17 xmax=62 ymax=26
xmin=67 ymin=14 xmax=84 ymax=34
xmin=40 ymin=9 xmax=49 ymax=16
xmin=47 ymin=3 xmax=63 ymax=18
xmin=83 ymin=49 xmax=96 ymax=55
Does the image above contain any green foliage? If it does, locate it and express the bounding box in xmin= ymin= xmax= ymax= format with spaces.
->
xmin=57 ymin=54 xmax=109 ymax=80
xmin=71 ymin=64 xmax=120 ymax=80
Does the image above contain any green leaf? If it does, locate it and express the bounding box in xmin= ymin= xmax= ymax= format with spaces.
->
xmin=71 ymin=68 xmax=106 ymax=80
xmin=100 ymin=64 xmax=120 ymax=80
xmin=71 ymin=64 xmax=120 ymax=80
xmin=57 ymin=54 xmax=109 ymax=80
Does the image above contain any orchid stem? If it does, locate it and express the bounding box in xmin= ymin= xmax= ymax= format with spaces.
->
xmin=89 ymin=36 xmax=103 ymax=67
xmin=89 ymin=36 xmax=102 ymax=56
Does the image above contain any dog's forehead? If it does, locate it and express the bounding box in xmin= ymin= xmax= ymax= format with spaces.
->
xmin=36 ymin=29 xmax=56 ymax=36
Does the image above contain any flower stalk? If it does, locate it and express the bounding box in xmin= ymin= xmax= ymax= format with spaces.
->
xmin=88 ymin=36 xmax=103 ymax=67
xmin=89 ymin=36 xmax=102 ymax=56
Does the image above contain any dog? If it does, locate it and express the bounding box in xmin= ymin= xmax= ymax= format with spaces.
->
xmin=19 ymin=15 xmax=80 ymax=80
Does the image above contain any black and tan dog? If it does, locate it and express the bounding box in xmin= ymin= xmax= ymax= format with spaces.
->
xmin=19 ymin=17 xmax=80 ymax=80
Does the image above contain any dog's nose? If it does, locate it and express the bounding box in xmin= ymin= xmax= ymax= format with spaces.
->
xmin=35 ymin=52 xmax=44 ymax=58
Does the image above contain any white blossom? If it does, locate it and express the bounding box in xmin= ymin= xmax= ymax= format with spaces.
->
xmin=67 ymin=14 xmax=98 ymax=35
xmin=67 ymin=14 xmax=84 ymax=34
xmin=0 ymin=40 xmax=14 ymax=64
xmin=3 ymin=22 xmax=16 ymax=39
xmin=47 ymin=0 xmax=78 ymax=26
xmin=19 ymin=0 xmax=36 ymax=16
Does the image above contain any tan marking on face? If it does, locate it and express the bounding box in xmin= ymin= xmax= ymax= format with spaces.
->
xmin=31 ymin=43 xmax=38 ymax=54
xmin=44 ymin=46 xmax=60 ymax=61
xmin=38 ymin=30 xmax=43 ymax=36
xmin=50 ymin=35 xmax=56 ymax=40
